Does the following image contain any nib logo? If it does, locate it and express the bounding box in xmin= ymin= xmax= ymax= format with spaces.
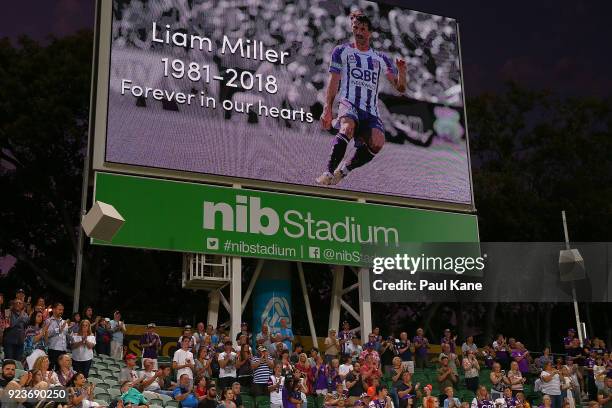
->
xmin=203 ymin=195 xmax=279 ymax=235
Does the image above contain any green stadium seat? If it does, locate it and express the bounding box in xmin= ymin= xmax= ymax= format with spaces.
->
xmin=243 ymin=395 xmax=255 ymax=408
xmin=94 ymin=392 xmax=111 ymax=402
xmin=157 ymin=394 xmax=173 ymax=404
xmin=94 ymin=387 xmax=107 ymax=395
xmin=108 ymin=388 xmax=122 ymax=398
xmin=95 ymin=399 xmax=109 ymax=406
xmin=165 ymin=401 xmax=180 ymax=408
xmin=15 ymin=369 xmax=27 ymax=378
xmin=316 ymin=394 xmax=326 ymax=408
xmin=149 ymin=398 xmax=164 ymax=406
xmin=97 ymin=383 xmax=110 ymax=390
xmin=105 ymin=379 xmax=119 ymax=387
xmin=255 ymin=395 xmax=270 ymax=408
xmin=150 ymin=404 xmax=164 ymax=408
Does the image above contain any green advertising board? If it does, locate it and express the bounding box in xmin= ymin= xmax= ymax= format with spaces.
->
xmin=93 ymin=172 xmax=479 ymax=265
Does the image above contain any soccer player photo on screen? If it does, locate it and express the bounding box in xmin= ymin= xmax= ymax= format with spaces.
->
xmin=317 ymin=11 xmax=407 ymax=186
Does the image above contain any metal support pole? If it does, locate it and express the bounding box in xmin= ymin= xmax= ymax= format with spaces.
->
xmin=230 ymin=257 xmax=242 ymax=342
xmin=207 ymin=290 xmax=220 ymax=328
xmin=297 ymin=262 xmax=318 ymax=349
xmin=329 ymin=265 xmax=344 ymax=331
xmin=562 ymin=211 xmax=583 ymax=347
xmin=358 ymin=267 xmax=372 ymax=338
xmin=242 ymin=259 xmax=264 ymax=312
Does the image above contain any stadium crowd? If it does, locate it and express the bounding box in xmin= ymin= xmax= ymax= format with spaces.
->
xmin=0 ymin=290 xmax=611 ymax=408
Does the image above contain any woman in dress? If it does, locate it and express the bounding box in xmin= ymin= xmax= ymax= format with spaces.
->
xmin=24 ymin=310 xmax=48 ymax=369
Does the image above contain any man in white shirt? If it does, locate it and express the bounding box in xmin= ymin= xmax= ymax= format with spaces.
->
xmin=138 ymin=358 xmax=163 ymax=393
xmin=173 ymin=337 xmax=195 ymax=386
xmin=218 ymin=341 xmax=238 ymax=389
xmin=339 ymin=356 xmax=354 ymax=390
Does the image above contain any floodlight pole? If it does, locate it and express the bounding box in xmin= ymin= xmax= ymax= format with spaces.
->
xmin=562 ymin=211 xmax=583 ymax=347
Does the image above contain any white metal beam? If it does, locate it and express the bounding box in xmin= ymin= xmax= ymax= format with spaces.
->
xmin=219 ymin=291 xmax=231 ymax=314
xmin=242 ymin=259 xmax=264 ymax=312
xmin=339 ymin=298 xmax=360 ymax=321
xmin=297 ymin=262 xmax=318 ymax=348
xmin=230 ymin=257 xmax=242 ymax=342
xmin=357 ymin=267 xmax=372 ymax=338
xmin=207 ymin=290 xmax=220 ymax=328
xmin=329 ymin=265 xmax=344 ymax=331
xmin=341 ymin=282 xmax=359 ymax=295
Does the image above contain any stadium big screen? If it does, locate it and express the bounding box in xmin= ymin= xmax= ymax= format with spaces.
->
xmin=97 ymin=0 xmax=473 ymax=206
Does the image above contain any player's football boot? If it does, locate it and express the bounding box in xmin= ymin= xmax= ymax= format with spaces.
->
xmin=316 ymin=171 xmax=335 ymax=185
xmin=332 ymin=164 xmax=349 ymax=185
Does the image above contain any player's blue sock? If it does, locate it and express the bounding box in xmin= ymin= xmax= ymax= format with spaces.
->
xmin=327 ymin=133 xmax=349 ymax=173
xmin=346 ymin=145 xmax=376 ymax=171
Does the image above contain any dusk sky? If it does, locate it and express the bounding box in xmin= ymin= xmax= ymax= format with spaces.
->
xmin=2 ymin=1 xmax=611 ymax=97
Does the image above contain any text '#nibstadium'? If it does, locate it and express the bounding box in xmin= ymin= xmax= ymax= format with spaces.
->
xmin=361 ymin=242 xmax=612 ymax=302
xmin=104 ymin=0 xmax=472 ymax=205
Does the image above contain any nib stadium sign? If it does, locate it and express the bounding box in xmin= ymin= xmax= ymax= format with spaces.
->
xmin=93 ymin=172 xmax=478 ymax=265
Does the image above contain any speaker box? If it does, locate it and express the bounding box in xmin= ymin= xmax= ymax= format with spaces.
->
xmin=81 ymin=201 xmax=125 ymax=242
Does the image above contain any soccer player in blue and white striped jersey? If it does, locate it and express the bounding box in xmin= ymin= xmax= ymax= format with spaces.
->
xmin=317 ymin=12 xmax=407 ymax=186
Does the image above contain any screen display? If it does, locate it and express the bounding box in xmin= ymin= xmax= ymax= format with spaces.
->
xmin=105 ymin=0 xmax=472 ymax=204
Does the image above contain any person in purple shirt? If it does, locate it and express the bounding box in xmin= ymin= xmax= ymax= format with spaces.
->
xmin=313 ymin=355 xmax=328 ymax=395
xmin=139 ymin=323 xmax=161 ymax=369
xmin=511 ymin=343 xmax=530 ymax=376
xmin=413 ymin=328 xmax=430 ymax=369
xmin=441 ymin=329 xmax=457 ymax=353
xmin=339 ymin=321 xmax=354 ymax=358
xmin=282 ymin=376 xmax=303 ymax=408
xmin=563 ymin=329 xmax=577 ymax=350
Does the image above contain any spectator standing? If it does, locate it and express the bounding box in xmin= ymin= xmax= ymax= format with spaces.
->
xmin=271 ymin=333 xmax=288 ymax=359
xmin=325 ymin=330 xmax=340 ymax=364
xmin=397 ymin=332 xmax=415 ymax=373
xmin=140 ymin=323 xmax=162 ymax=369
xmin=346 ymin=336 xmax=363 ymax=363
xmin=511 ymin=343 xmax=530 ymax=378
xmin=372 ymin=327 xmax=383 ymax=351
xmin=95 ymin=317 xmax=112 ymax=356
xmin=278 ymin=318 xmax=294 ymax=352
xmin=560 ymin=365 xmax=576 ymax=408
xmin=195 ymin=344 xmax=212 ymax=379
xmin=422 ymin=384 xmax=437 ymax=408
xmin=220 ymin=387 xmax=238 ymax=408
xmin=70 ymin=319 xmax=96 ymax=377
xmin=218 ymin=340 xmax=238 ymax=389
xmin=257 ymin=323 xmax=272 ymax=351
xmin=313 ymin=355 xmax=328 ymax=395
xmin=232 ymin=381 xmax=244 ymax=408
xmin=46 ymin=302 xmax=68 ymax=371
xmin=2 ymin=298 xmax=29 ymax=361
xmin=537 ymin=348 xmax=554 ymax=371
xmin=413 ymin=328 xmax=430 ymax=369
xmin=69 ymin=313 xmax=81 ymax=335
xmin=236 ymin=322 xmax=253 ymax=344
xmin=462 ymin=337 xmax=478 ymax=356
xmin=380 ymin=336 xmax=397 ymax=375
xmin=564 ymin=330 xmax=577 ymax=351
xmin=490 ymin=362 xmax=509 ymax=401
xmin=236 ymin=343 xmax=253 ymax=387
xmin=463 ymin=349 xmax=480 ymax=394
xmin=173 ymin=337 xmax=196 ymax=385
xmin=507 ymin=361 xmax=526 ymax=397
xmin=268 ymin=363 xmax=285 ymax=408
xmin=252 ymin=346 xmax=274 ymax=396
xmin=24 ymin=310 xmax=48 ymax=367
xmin=282 ymin=376 xmax=303 ymax=408
xmin=0 ymin=293 xmax=6 ymax=356
xmin=441 ymin=329 xmax=457 ymax=353
xmin=493 ymin=335 xmax=510 ymax=370
xmin=540 ymin=362 xmax=563 ymax=408
xmin=339 ymin=321 xmax=354 ymax=358
xmin=178 ymin=325 xmax=197 ymax=353
xmin=437 ymin=355 xmax=458 ymax=402
xmin=395 ymin=370 xmax=418 ymax=408
xmin=109 ymin=310 xmax=127 ymax=360
xmin=369 ymin=385 xmax=392 ymax=408
xmin=440 ymin=343 xmax=460 ymax=375
xmin=194 ymin=322 xmax=206 ymax=352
